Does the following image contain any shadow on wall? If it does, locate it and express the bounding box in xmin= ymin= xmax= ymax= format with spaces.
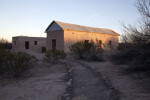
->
xmin=64 ymin=37 xmax=118 ymax=53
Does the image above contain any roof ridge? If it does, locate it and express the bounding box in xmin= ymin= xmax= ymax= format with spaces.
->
xmin=54 ymin=20 xmax=113 ymax=31
xmin=45 ymin=20 xmax=120 ymax=36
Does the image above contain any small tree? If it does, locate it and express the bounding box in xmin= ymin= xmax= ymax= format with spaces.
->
xmin=121 ymin=0 xmax=150 ymax=45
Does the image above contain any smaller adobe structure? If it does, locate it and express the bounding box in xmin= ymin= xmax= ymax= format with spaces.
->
xmin=45 ymin=21 xmax=119 ymax=52
xmin=12 ymin=36 xmax=46 ymax=52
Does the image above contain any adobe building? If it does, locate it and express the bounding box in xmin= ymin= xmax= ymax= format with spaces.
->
xmin=45 ymin=21 xmax=119 ymax=52
xmin=12 ymin=20 xmax=119 ymax=53
xmin=12 ymin=36 xmax=46 ymax=52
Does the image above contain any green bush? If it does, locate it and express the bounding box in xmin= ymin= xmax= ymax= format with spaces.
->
xmin=69 ymin=40 xmax=103 ymax=61
xmin=43 ymin=49 xmax=66 ymax=63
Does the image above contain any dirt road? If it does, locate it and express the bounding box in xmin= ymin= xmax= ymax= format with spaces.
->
xmin=66 ymin=61 xmax=114 ymax=100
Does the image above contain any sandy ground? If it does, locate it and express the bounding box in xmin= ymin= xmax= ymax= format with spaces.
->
xmin=66 ymin=60 xmax=114 ymax=100
xmin=3 ymin=50 xmax=150 ymax=100
xmin=83 ymin=61 xmax=150 ymax=100
xmin=0 ymin=62 xmax=67 ymax=100
xmin=25 ymin=50 xmax=45 ymax=60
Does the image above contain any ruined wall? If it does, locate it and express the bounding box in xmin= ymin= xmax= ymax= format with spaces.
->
xmin=63 ymin=30 xmax=119 ymax=52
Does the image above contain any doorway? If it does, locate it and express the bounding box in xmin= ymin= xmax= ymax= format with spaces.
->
xmin=52 ymin=39 xmax=56 ymax=49
xmin=25 ymin=41 xmax=29 ymax=49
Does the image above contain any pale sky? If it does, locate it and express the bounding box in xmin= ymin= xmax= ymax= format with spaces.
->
xmin=0 ymin=0 xmax=140 ymax=42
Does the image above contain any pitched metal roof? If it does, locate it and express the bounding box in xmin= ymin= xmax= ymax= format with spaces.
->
xmin=45 ymin=20 xmax=119 ymax=36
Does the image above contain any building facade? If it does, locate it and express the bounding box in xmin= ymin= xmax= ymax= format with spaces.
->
xmin=45 ymin=21 xmax=119 ymax=52
xmin=12 ymin=36 xmax=46 ymax=52
xmin=12 ymin=21 xmax=119 ymax=53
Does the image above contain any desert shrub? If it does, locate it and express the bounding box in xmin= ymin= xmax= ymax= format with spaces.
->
xmin=41 ymin=46 xmax=46 ymax=53
xmin=111 ymin=49 xmax=140 ymax=65
xmin=111 ymin=43 xmax=150 ymax=73
xmin=123 ymin=43 xmax=150 ymax=73
xmin=43 ymin=49 xmax=66 ymax=63
xmin=0 ymin=45 xmax=6 ymax=74
xmin=69 ymin=41 xmax=92 ymax=59
xmin=111 ymin=0 xmax=150 ymax=74
xmin=117 ymin=43 xmax=134 ymax=51
xmin=126 ymin=51 xmax=150 ymax=72
xmin=0 ymin=38 xmax=12 ymax=49
xmin=69 ymin=40 xmax=103 ymax=61
xmin=4 ymin=52 xmax=38 ymax=77
xmin=0 ymin=38 xmax=37 ymax=77
xmin=0 ymin=51 xmax=38 ymax=77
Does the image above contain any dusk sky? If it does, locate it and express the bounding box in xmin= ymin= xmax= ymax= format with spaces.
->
xmin=0 ymin=0 xmax=140 ymax=42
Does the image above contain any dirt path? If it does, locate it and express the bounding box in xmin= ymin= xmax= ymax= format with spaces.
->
xmin=67 ymin=60 xmax=114 ymax=100
xmin=85 ymin=61 xmax=150 ymax=100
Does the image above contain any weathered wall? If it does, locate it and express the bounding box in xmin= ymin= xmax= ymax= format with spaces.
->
xmin=63 ymin=30 xmax=119 ymax=52
xmin=46 ymin=30 xmax=64 ymax=50
xmin=12 ymin=37 xmax=46 ymax=52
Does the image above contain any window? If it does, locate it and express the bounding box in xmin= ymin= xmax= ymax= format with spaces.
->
xmin=34 ymin=41 xmax=37 ymax=45
xmin=84 ymin=40 xmax=89 ymax=44
xmin=25 ymin=41 xmax=29 ymax=49
xmin=109 ymin=41 xmax=112 ymax=45
xmin=14 ymin=41 xmax=16 ymax=45
xmin=52 ymin=39 xmax=56 ymax=49
xmin=99 ymin=40 xmax=102 ymax=46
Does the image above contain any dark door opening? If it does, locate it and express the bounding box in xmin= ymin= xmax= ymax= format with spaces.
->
xmin=52 ymin=39 xmax=56 ymax=49
xmin=84 ymin=40 xmax=89 ymax=44
xmin=25 ymin=41 xmax=29 ymax=49
xmin=109 ymin=41 xmax=112 ymax=46
xmin=34 ymin=41 xmax=37 ymax=45
xmin=99 ymin=40 xmax=102 ymax=47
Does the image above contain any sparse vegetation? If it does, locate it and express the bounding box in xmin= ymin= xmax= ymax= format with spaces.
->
xmin=43 ymin=49 xmax=66 ymax=63
xmin=69 ymin=40 xmax=103 ymax=61
xmin=111 ymin=0 xmax=150 ymax=74
xmin=0 ymin=38 xmax=38 ymax=77
xmin=0 ymin=46 xmax=6 ymax=74
xmin=0 ymin=38 xmax=12 ymax=50
xmin=4 ymin=51 xmax=38 ymax=77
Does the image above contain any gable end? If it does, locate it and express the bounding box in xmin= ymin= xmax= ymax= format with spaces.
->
xmin=45 ymin=21 xmax=62 ymax=33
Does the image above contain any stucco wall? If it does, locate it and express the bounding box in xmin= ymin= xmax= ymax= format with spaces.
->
xmin=63 ymin=30 xmax=119 ymax=52
xmin=46 ymin=30 xmax=64 ymax=50
xmin=12 ymin=37 xmax=46 ymax=52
